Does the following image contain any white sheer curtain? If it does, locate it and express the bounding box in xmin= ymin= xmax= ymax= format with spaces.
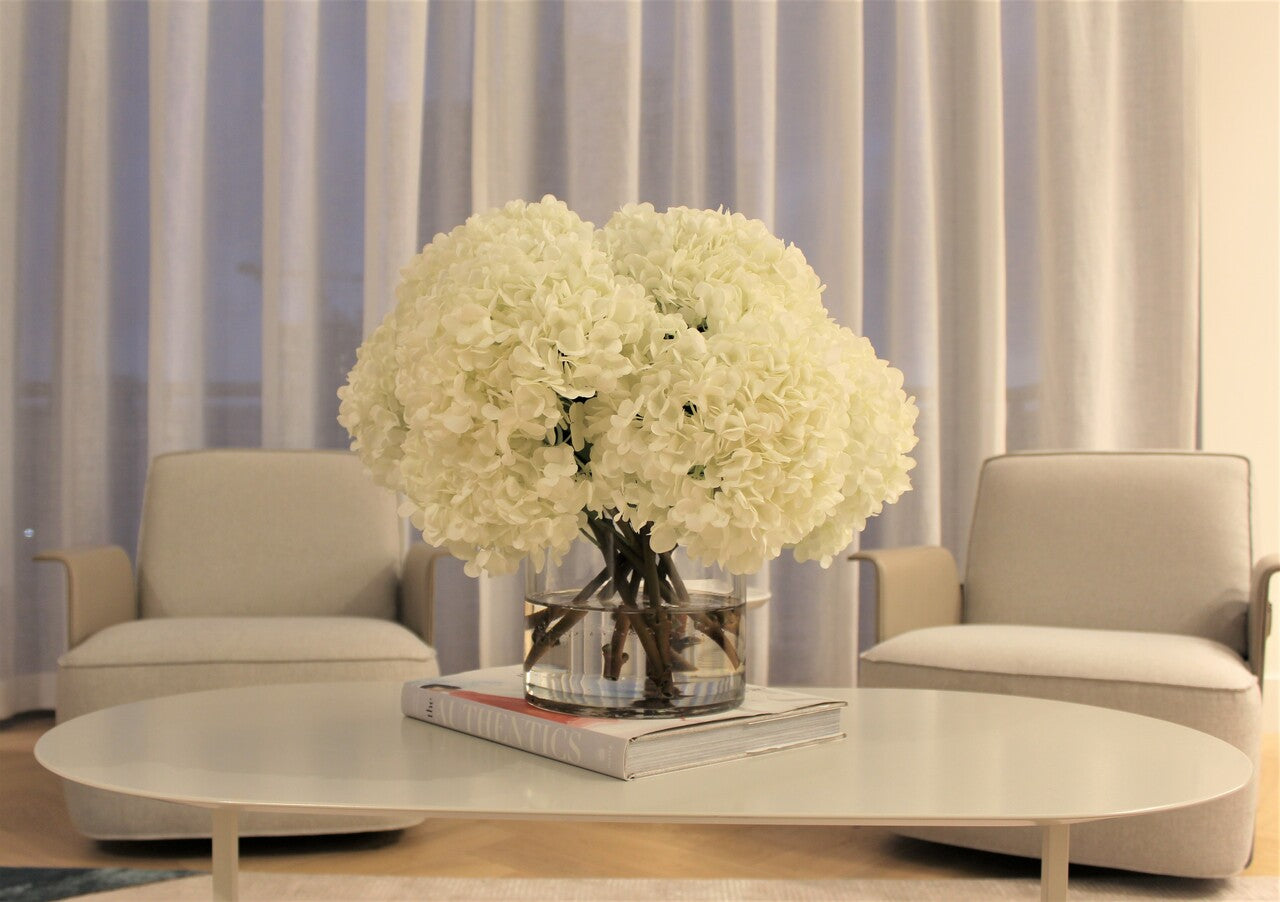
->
xmin=0 ymin=0 xmax=1198 ymax=718
xmin=855 ymin=0 xmax=1199 ymax=650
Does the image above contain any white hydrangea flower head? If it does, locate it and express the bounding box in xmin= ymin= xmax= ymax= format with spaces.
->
xmin=593 ymin=203 xmax=918 ymax=573
xmin=341 ymin=197 xmax=918 ymax=579
xmin=790 ymin=329 xmax=920 ymax=566
xmin=336 ymin=307 xmax=407 ymax=492
xmin=339 ymin=196 xmax=655 ymax=576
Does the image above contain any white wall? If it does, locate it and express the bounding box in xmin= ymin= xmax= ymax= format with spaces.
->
xmin=1196 ymin=1 xmax=1280 ymax=729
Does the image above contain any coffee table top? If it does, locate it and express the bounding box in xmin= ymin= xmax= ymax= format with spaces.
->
xmin=35 ymin=682 xmax=1251 ymax=828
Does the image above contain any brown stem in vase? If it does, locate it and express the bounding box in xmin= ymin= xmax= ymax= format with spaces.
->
xmin=635 ymin=570 xmax=697 ymax=675
xmin=596 ymin=522 xmax=680 ymax=696
xmin=525 ymin=607 xmax=556 ymax=636
xmin=621 ymin=610 xmax=671 ymax=692
xmin=522 ymin=608 xmax=589 ymax=671
xmin=605 ymin=522 xmax=684 ymax=697
xmin=639 ymin=529 xmax=663 ymax=608
xmin=689 ymin=612 xmax=741 ymax=669
xmin=658 ymin=552 xmax=741 ymax=669
xmin=601 ymin=554 xmax=638 ymax=680
xmin=591 ymin=515 xmax=645 ymax=573
xmin=620 ymin=564 xmax=642 ymax=606
xmin=540 ymin=514 xmax=721 ymax=702
xmin=604 ymin=611 xmax=632 ymax=680
xmin=523 ymin=567 xmax=609 ymax=671
xmin=640 ymin=532 xmax=683 ymax=696
xmin=659 ymin=551 xmax=690 ymax=605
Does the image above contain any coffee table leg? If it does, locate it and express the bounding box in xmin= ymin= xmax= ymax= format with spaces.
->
xmin=1040 ymin=823 xmax=1070 ymax=901
xmin=211 ymin=808 xmax=240 ymax=902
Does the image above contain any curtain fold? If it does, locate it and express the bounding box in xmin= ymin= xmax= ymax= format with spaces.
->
xmin=261 ymin=0 xmax=320 ymax=449
xmin=147 ymin=0 xmax=209 ymax=458
xmin=561 ymin=0 xmax=643 ymax=225
xmin=0 ymin=0 xmax=26 ymax=717
xmin=470 ymin=0 xmax=544 ymax=216
xmin=930 ymin=0 xmax=1008 ymax=552
xmin=868 ymin=0 xmax=947 ymax=554
xmin=60 ymin=0 xmax=112 ymax=552
xmin=263 ymin=0 xmax=367 ymax=451
xmin=0 ymin=0 xmax=1202 ymax=717
xmin=1012 ymin=1 xmax=1199 ymax=451
xmin=730 ymin=1 xmax=778 ymax=229
xmin=363 ymin=0 xmax=428 ymax=333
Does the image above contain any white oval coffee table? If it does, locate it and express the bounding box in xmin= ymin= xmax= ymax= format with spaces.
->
xmin=35 ymin=682 xmax=1252 ymax=902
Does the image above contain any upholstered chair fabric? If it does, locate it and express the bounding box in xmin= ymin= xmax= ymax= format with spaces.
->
xmin=856 ymin=451 xmax=1272 ymax=879
xmin=57 ymin=616 xmax=436 ymax=722
xmin=138 ymin=450 xmax=403 ymax=620
xmin=964 ymin=452 xmax=1252 ymax=653
xmin=38 ymin=449 xmax=443 ymax=840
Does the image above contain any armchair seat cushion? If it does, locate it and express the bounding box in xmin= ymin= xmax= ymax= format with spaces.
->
xmin=860 ymin=624 xmax=1259 ymax=744
xmin=57 ymin=616 xmax=438 ymax=723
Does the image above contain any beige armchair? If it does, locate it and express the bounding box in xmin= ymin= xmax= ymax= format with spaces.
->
xmin=853 ymin=451 xmax=1276 ymax=878
xmin=36 ymin=449 xmax=444 ymax=840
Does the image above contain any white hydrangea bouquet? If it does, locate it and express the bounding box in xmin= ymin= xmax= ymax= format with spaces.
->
xmin=340 ymin=196 xmax=917 ymax=711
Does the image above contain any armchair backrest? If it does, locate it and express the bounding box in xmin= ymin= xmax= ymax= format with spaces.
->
xmin=137 ymin=449 xmax=402 ymax=620
xmin=964 ymin=451 xmax=1252 ymax=655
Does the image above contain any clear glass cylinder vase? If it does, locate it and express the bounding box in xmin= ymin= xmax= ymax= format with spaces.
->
xmin=524 ymin=520 xmax=746 ymax=718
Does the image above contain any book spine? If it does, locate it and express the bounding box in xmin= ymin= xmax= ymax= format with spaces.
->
xmin=400 ymin=683 xmax=628 ymax=779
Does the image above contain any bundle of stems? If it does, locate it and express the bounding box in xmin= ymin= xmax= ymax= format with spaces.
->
xmin=524 ymin=512 xmax=741 ymax=706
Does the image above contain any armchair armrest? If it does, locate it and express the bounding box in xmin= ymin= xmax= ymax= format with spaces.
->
xmin=33 ymin=545 xmax=137 ymax=649
xmin=849 ymin=546 xmax=962 ymax=643
xmin=401 ymin=543 xmax=452 ymax=647
xmin=1250 ymin=553 xmax=1278 ymax=686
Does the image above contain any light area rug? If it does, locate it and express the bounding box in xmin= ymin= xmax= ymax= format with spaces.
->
xmin=72 ymin=873 xmax=1280 ymax=901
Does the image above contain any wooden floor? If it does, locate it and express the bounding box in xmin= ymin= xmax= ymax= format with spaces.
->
xmin=1 ymin=712 xmax=1275 ymax=883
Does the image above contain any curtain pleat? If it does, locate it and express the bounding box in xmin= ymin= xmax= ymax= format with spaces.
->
xmin=60 ymin=0 xmax=112 ymax=545
xmin=929 ymin=0 xmax=1008 ymax=553
xmin=730 ymin=0 xmax=778 ymax=228
xmin=1011 ymin=1 xmax=1198 ymax=450
xmin=0 ymin=0 xmax=25 ymax=717
xmin=363 ymin=0 xmax=428 ymax=332
xmin=261 ymin=1 xmax=320 ymax=449
xmin=865 ymin=1 xmax=1011 ymax=557
xmin=1033 ymin=3 xmax=1129 ymax=447
xmin=147 ymin=0 xmax=208 ymax=458
xmin=871 ymin=1 xmax=945 ymax=552
xmin=562 ymin=0 xmax=643 ymax=223
xmin=470 ymin=1 xmax=547 ymax=215
xmin=669 ymin=2 xmax=711 ymax=206
xmin=418 ymin=0 xmax=474 ymax=244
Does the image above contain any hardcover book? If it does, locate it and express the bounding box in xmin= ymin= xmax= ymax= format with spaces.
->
xmin=401 ymin=664 xmax=846 ymax=780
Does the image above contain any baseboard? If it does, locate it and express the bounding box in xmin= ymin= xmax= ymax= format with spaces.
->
xmin=1266 ymin=675 xmax=1279 ymax=733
